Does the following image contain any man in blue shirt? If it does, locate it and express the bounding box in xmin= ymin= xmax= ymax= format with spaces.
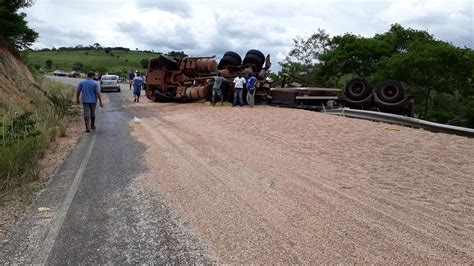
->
xmin=76 ymin=71 xmax=104 ymax=133
xmin=246 ymin=74 xmax=257 ymax=107
xmin=132 ymin=72 xmax=144 ymax=103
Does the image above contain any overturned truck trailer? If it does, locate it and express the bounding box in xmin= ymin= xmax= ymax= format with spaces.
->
xmin=270 ymin=74 xmax=414 ymax=117
xmin=145 ymin=49 xmax=273 ymax=102
xmin=145 ymin=55 xmax=217 ymax=102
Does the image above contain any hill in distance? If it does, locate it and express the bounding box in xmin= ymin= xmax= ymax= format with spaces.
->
xmin=24 ymin=47 xmax=163 ymax=76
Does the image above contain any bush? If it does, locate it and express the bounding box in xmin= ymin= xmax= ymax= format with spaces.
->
xmin=140 ymin=58 xmax=148 ymax=68
xmin=0 ymin=78 xmax=78 ymax=190
xmin=72 ymin=62 xmax=83 ymax=71
xmin=45 ymin=59 xmax=52 ymax=69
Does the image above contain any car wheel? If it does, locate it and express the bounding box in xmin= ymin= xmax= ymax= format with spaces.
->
xmin=118 ymin=88 xmax=121 ymax=92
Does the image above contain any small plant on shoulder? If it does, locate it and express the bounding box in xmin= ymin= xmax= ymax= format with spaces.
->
xmin=4 ymin=111 xmax=40 ymax=141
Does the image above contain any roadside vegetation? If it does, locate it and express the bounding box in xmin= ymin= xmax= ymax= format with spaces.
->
xmin=0 ymin=1 xmax=79 ymax=210
xmin=0 ymin=77 xmax=79 ymax=205
xmin=277 ymin=24 xmax=474 ymax=128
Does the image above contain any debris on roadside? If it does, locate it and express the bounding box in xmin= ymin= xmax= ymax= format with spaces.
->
xmin=37 ymin=207 xmax=51 ymax=212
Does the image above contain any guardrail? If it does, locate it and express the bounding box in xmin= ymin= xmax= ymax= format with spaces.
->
xmin=324 ymin=108 xmax=474 ymax=138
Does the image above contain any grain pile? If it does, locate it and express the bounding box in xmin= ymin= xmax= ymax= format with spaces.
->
xmin=129 ymin=102 xmax=473 ymax=263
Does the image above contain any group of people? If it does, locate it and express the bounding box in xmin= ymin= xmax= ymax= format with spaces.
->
xmin=76 ymin=70 xmax=259 ymax=133
xmin=211 ymin=73 xmax=257 ymax=107
xmin=76 ymin=70 xmax=145 ymax=133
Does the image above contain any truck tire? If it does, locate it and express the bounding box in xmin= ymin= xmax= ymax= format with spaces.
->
xmin=223 ymin=51 xmax=242 ymax=64
xmin=375 ymin=80 xmax=405 ymax=103
xmin=218 ymin=56 xmax=241 ymax=69
xmin=344 ymin=77 xmax=372 ymax=101
xmin=245 ymin=49 xmax=265 ymax=63
xmin=243 ymin=54 xmax=264 ymax=71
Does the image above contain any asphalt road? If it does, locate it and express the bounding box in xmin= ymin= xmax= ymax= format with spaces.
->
xmin=0 ymin=76 xmax=216 ymax=264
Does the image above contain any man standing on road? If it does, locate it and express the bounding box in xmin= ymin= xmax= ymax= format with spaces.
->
xmin=232 ymin=73 xmax=246 ymax=107
xmin=76 ymin=71 xmax=103 ymax=133
xmin=246 ymin=74 xmax=257 ymax=107
xmin=128 ymin=71 xmax=135 ymax=89
xmin=132 ymin=72 xmax=144 ymax=103
xmin=212 ymin=72 xmax=225 ymax=106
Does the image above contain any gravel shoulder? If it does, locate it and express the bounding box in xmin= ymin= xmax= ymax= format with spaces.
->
xmin=129 ymin=102 xmax=474 ymax=264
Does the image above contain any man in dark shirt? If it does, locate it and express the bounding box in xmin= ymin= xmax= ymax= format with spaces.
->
xmin=76 ymin=71 xmax=104 ymax=133
xmin=246 ymin=74 xmax=257 ymax=107
xmin=212 ymin=72 xmax=224 ymax=106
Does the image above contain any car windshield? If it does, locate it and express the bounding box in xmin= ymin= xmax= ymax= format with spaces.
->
xmin=102 ymin=76 xmax=117 ymax=80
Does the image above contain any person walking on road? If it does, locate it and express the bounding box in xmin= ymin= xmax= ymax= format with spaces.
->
xmin=76 ymin=71 xmax=103 ymax=133
xmin=132 ymin=72 xmax=144 ymax=103
xmin=128 ymin=71 xmax=135 ymax=89
xmin=246 ymin=74 xmax=257 ymax=107
xmin=212 ymin=72 xmax=225 ymax=106
xmin=232 ymin=73 xmax=246 ymax=107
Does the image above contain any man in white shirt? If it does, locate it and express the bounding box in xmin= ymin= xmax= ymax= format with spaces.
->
xmin=232 ymin=74 xmax=246 ymax=107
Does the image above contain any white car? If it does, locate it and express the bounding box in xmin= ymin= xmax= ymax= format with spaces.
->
xmin=100 ymin=75 xmax=120 ymax=92
xmin=53 ymin=70 xmax=66 ymax=76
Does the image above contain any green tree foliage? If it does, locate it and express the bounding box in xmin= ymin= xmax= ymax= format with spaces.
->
xmin=0 ymin=0 xmax=38 ymax=50
xmin=72 ymin=61 xmax=83 ymax=71
xmin=140 ymin=58 xmax=148 ymax=68
xmin=280 ymin=28 xmax=330 ymax=79
xmin=166 ymin=50 xmax=188 ymax=59
xmin=45 ymin=59 xmax=52 ymax=69
xmin=282 ymin=24 xmax=474 ymax=127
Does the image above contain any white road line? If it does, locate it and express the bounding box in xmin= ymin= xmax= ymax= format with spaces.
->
xmin=36 ymin=127 xmax=98 ymax=263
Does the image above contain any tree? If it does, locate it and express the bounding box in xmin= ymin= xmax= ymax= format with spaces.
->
xmin=0 ymin=0 xmax=38 ymax=50
xmin=281 ymin=24 xmax=474 ymax=127
xmin=93 ymin=43 xmax=101 ymax=49
xmin=279 ymin=28 xmax=330 ymax=81
xmin=166 ymin=51 xmax=188 ymax=59
xmin=45 ymin=59 xmax=53 ymax=69
xmin=72 ymin=62 xmax=83 ymax=71
xmin=140 ymin=59 xmax=148 ymax=68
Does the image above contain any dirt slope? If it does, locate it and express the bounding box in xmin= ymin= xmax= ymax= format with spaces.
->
xmin=0 ymin=45 xmax=37 ymax=111
xmin=128 ymin=102 xmax=473 ymax=263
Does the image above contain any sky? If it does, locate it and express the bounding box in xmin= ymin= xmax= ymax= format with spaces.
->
xmin=22 ymin=0 xmax=473 ymax=69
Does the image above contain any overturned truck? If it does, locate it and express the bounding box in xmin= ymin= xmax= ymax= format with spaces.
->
xmin=145 ymin=55 xmax=217 ymax=102
xmin=145 ymin=50 xmax=272 ymax=102
xmin=271 ymin=75 xmax=414 ymax=116
xmin=145 ymin=50 xmax=413 ymax=116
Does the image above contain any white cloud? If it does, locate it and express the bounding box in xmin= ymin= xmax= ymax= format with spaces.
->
xmin=22 ymin=0 xmax=474 ymax=71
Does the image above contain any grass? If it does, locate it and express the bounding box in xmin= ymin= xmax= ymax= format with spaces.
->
xmin=24 ymin=49 xmax=161 ymax=75
xmin=0 ymin=77 xmax=79 ymax=206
